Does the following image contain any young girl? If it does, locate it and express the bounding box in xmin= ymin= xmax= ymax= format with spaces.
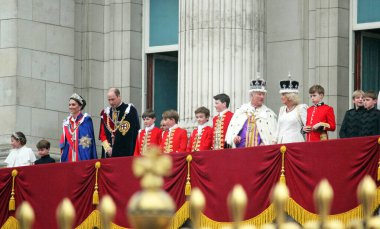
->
xmin=5 ymin=132 xmax=36 ymax=167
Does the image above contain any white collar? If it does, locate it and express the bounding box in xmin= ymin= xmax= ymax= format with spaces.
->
xmin=169 ymin=124 xmax=178 ymax=132
xmin=145 ymin=124 xmax=155 ymax=132
xmin=197 ymin=123 xmax=207 ymax=133
xmin=219 ymin=109 xmax=229 ymax=117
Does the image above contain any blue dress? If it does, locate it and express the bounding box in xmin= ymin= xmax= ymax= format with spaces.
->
xmin=60 ymin=113 xmax=97 ymax=162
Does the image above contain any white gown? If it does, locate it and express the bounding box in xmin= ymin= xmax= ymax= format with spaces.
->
xmin=275 ymin=104 xmax=307 ymax=144
xmin=5 ymin=146 xmax=36 ymax=168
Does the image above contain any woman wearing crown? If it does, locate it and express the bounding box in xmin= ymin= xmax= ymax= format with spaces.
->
xmin=274 ymin=75 xmax=308 ymax=144
xmin=60 ymin=93 xmax=97 ymax=162
xmin=225 ymin=77 xmax=277 ymax=148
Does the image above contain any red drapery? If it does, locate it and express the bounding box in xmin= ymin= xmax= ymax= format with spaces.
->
xmin=0 ymin=136 xmax=379 ymax=228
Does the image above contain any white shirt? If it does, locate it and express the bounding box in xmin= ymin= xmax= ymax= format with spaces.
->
xmin=5 ymin=146 xmax=36 ymax=168
xmin=275 ymin=104 xmax=307 ymax=144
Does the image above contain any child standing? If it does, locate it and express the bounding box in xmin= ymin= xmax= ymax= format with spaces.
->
xmin=5 ymin=132 xmax=36 ymax=167
xmin=361 ymin=91 xmax=380 ymax=136
xmin=187 ymin=107 xmax=213 ymax=152
xmin=339 ymin=90 xmax=365 ymax=138
xmin=303 ymin=85 xmax=336 ymax=141
xmin=35 ymin=140 xmax=56 ymax=164
xmin=160 ymin=110 xmax=188 ymax=153
xmin=212 ymin=94 xmax=234 ymax=149
xmin=134 ymin=109 xmax=162 ymax=156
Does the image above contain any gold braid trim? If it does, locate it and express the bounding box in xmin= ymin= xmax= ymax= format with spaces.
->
xmin=1 ymin=216 xmax=19 ymax=229
xmin=168 ymin=201 xmax=191 ymax=229
xmin=196 ymin=204 xmax=275 ymax=228
xmin=75 ymin=210 xmax=127 ymax=229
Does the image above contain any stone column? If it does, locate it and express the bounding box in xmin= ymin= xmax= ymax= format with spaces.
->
xmin=178 ymin=0 xmax=265 ymax=129
xmin=0 ymin=0 xmax=75 ymax=161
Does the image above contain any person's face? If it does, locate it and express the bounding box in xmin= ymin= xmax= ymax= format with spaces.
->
xmin=69 ymin=99 xmax=81 ymax=115
xmin=364 ymin=97 xmax=377 ymax=109
xmin=143 ymin=117 xmax=155 ymax=128
xmin=214 ymin=100 xmax=227 ymax=113
xmin=353 ymin=95 xmax=364 ymax=108
xmin=107 ymin=92 xmax=122 ymax=109
xmin=251 ymin=92 xmax=265 ymax=107
xmin=310 ymin=92 xmax=324 ymax=104
xmin=11 ymin=137 xmax=22 ymax=149
xmin=160 ymin=120 xmax=167 ymax=131
xmin=164 ymin=118 xmax=176 ymax=128
xmin=195 ymin=113 xmax=208 ymax=125
xmin=38 ymin=148 xmax=49 ymax=156
xmin=280 ymin=93 xmax=288 ymax=105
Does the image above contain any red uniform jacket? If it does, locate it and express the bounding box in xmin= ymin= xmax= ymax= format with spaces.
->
xmin=306 ymin=103 xmax=336 ymax=142
xmin=160 ymin=127 xmax=188 ymax=153
xmin=212 ymin=111 xmax=233 ymax=149
xmin=187 ymin=126 xmax=213 ymax=152
xmin=133 ymin=127 xmax=162 ymax=156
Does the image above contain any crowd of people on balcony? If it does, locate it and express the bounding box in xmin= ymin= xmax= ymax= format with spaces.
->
xmin=4 ymin=78 xmax=380 ymax=168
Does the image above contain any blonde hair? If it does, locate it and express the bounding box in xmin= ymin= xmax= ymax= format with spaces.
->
xmin=283 ymin=93 xmax=300 ymax=106
xmin=352 ymin=90 xmax=364 ymax=99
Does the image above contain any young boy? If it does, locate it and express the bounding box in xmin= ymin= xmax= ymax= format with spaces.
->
xmin=212 ymin=93 xmax=234 ymax=149
xmin=303 ymin=85 xmax=336 ymax=141
xmin=187 ymin=107 xmax=213 ymax=152
xmin=339 ymin=90 xmax=365 ymax=138
xmin=160 ymin=109 xmax=188 ymax=153
xmin=134 ymin=109 xmax=162 ymax=156
xmin=361 ymin=91 xmax=380 ymax=136
xmin=35 ymin=139 xmax=55 ymax=164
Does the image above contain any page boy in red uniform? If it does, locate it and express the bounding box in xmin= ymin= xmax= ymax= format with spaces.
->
xmin=134 ymin=109 xmax=162 ymax=156
xmin=160 ymin=109 xmax=188 ymax=153
xmin=187 ymin=107 xmax=213 ymax=152
xmin=303 ymin=85 xmax=336 ymax=141
xmin=212 ymin=94 xmax=234 ymax=149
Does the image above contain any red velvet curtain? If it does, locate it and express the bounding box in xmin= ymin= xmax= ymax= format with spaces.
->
xmin=0 ymin=136 xmax=378 ymax=228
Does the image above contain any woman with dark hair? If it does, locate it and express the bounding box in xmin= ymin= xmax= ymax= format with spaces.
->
xmin=60 ymin=93 xmax=97 ymax=162
xmin=5 ymin=132 xmax=36 ymax=167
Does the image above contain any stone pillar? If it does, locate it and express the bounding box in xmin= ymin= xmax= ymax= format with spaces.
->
xmin=0 ymin=0 xmax=75 ymax=160
xmin=74 ymin=0 xmax=143 ymax=141
xmin=178 ymin=0 xmax=265 ymax=129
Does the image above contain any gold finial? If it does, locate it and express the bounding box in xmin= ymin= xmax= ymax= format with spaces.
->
xmin=272 ymin=182 xmax=289 ymax=226
xmin=280 ymin=146 xmax=286 ymax=154
xmin=190 ymin=188 xmax=206 ymax=229
xmin=132 ymin=146 xmax=172 ymax=190
xmin=95 ymin=161 xmax=101 ymax=169
xmin=56 ymin=198 xmax=76 ymax=229
xmin=358 ymin=175 xmax=376 ymax=223
xmin=16 ymin=201 xmax=35 ymax=229
xmin=314 ymin=179 xmax=333 ymax=224
xmin=228 ymin=185 xmax=248 ymax=229
xmin=187 ymin=154 xmax=193 ymax=162
xmin=377 ymin=137 xmax=380 ymax=144
xmin=127 ymin=146 xmax=175 ymax=229
xmin=12 ymin=169 xmax=18 ymax=177
xmin=99 ymin=195 xmax=116 ymax=229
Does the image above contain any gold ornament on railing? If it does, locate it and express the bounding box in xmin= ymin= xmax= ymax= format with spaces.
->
xmin=221 ymin=185 xmax=256 ymax=229
xmin=262 ymin=182 xmax=300 ymax=229
xmin=56 ymin=198 xmax=76 ymax=229
xmin=16 ymin=201 xmax=35 ymax=229
xmin=127 ymin=146 xmax=175 ymax=229
xmin=9 ymin=169 xmax=18 ymax=211
xmin=93 ymin=161 xmax=101 ymax=205
xmin=280 ymin=146 xmax=286 ymax=184
xmin=190 ymin=187 xmax=209 ymax=229
xmin=185 ymin=154 xmax=193 ymax=196
xmin=304 ymin=179 xmax=343 ymax=229
xmin=99 ymin=195 xmax=116 ymax=229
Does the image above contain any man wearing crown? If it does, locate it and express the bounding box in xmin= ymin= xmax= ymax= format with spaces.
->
xmin=99 ymin=88 xmax=140 ymax=157
xmin=225 ymin=77 xmax=277 ymax=148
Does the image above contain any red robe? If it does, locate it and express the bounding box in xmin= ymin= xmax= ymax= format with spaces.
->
xmin=212 ymin=111 xmax=233 ymax=149
xmin=187 ymin=126 xmax=213 ymax=152
xmin=306 ymin=103 xmax=336 ymax=142
xmin=160 ymin=127 xmax=188 ymax=153
xmin=133 ymin=127 xmax=162 ymax=156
